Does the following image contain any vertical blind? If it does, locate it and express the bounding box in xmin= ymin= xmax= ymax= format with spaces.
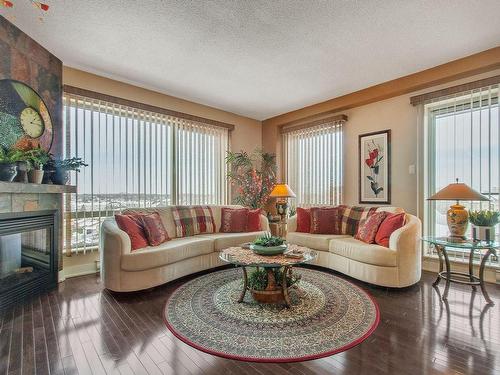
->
xmin=63 ymin=93 xmax=229 ymax=254
xmin=424 ymin=83 xmax=499 ymax=264
xmin=282 ymin=119 xmax=344 ymax=207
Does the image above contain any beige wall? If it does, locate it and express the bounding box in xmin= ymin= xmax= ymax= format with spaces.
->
xmin=63 ymin=67 xmax=262 ymax=154
xmin=62 ymin=67 xmax=263 ymax=275
xmin=263 ymin=69 xmax=500 ymax=217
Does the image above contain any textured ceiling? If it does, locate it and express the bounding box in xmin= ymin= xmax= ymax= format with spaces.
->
xmin=3 ymin=1 xmax=500 ymax=120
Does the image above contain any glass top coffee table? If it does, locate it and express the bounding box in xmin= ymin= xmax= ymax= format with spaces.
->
xmin=219 ymin=244 xmax=317 ymax=308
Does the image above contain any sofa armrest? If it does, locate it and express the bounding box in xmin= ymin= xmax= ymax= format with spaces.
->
xmin=288 ymin=215 xmax=297 ymax=233
xmin=260 ymin=214 xmax=270 ymax=232
xmin=99 ymin=218 xmax=131 ymax=290
xmin=389 ymin=214 xmax=422 ymax=285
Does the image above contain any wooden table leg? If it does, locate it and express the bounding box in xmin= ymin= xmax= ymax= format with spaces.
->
xmin=282 ymin=266 xmax=291 ymax=308
xmin=238 ymin=266 xmax=248 ymax=303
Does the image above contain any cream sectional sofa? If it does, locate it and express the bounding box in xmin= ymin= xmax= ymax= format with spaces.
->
xmin=286 ymin=207 xmax=422 ymax=288
xmin=100 ymin=205 xmax=269 ymax=292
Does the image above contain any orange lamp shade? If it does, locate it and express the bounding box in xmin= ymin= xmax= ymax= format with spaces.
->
xmin=428 ymin=181 xmax=489 ymax=202
xmin=270 ymin=183 xmax=296 ymax=198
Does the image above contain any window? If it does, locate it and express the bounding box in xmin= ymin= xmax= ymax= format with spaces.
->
xmin=63 ymin=93 xmax=230 ymax=254
xmin=282 ymin=118 xmax=344 ymax=207
xmin=424 ymin=83 xmax=499 ymax=264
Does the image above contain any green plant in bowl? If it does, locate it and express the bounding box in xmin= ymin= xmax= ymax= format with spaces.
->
xmin=250 ymin=233 xmax=287 ymax=255
xmin=469 ymin=210 xmax=499 ymax=242
xmin=469 ymin=210 xmax=500 ymax=227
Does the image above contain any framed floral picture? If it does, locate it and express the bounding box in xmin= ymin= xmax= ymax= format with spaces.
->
xmin=359 ymin=130 xmax=391 ymax=204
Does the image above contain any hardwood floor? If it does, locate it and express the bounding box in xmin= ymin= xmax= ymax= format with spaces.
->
xmin=1 ymin=267 xmax=499 ymax=375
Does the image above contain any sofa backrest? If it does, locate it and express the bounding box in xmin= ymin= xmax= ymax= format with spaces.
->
xmin=122 ymin=204 xmax=245 ymax=239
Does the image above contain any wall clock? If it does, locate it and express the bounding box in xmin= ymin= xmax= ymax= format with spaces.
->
xmin=0 ymin=79 xmax=53 ymax=151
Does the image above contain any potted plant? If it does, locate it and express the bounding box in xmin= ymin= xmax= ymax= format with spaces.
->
xmin=247 ymin=267 xmax=301 ymax=304
xmin=25 ymin=147 xmax=52 ymax=184
xmin=52 ymin=157 xmax=88 ymax=185
xmin=250 ymin=233 xmax=287 ymax=255
xmin=0 ymin=148 xmax=19 ymax=182
xmin=226 ymin=149 xmax=277 ymax=210
xmin=469 ymin=210 xmax=500 ymax=242
xmin=9 ymin=149 xmax=30 ymax=183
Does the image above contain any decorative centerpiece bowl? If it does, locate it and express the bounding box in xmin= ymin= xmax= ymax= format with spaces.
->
xmin=250 ymin=234 xmax=287 ymax=255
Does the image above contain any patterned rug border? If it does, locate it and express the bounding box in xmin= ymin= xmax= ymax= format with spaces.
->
xmin=162 ymin=268 xmax=380 ymax=363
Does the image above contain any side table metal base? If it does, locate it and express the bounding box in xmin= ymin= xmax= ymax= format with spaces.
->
xmin=433 ymin=244 xmax=495 ymax=305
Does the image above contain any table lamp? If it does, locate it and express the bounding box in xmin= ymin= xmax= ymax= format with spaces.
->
xmin=270 ymin=183 xmax=296 ymax=218
xmin=427 ymin=179 xmax=489 ymax=239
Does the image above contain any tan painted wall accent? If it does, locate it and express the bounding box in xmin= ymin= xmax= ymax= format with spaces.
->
xmin=62 ymin=67 xmax=263 ymax=272
xmin=63 ymin=67 xmax=262 ymax=154
xmin=264 ymin=68 xmax=500 ymax=216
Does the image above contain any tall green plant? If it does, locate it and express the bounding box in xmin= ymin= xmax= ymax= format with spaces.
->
xmin=226 ymin=149 xmax=277 ymax=209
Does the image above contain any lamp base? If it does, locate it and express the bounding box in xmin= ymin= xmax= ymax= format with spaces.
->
xmin=446 ymin=203 xmax=468 ymax=238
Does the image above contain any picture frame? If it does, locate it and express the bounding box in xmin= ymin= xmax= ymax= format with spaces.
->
xmin=359 ymin=129 xmax=391 ymax=204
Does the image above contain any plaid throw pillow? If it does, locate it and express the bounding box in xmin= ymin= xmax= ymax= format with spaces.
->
xmin=340 ymin=205 xmax=379 ymax=235
xmin=171 ymin=206 xmax=216 ymax=237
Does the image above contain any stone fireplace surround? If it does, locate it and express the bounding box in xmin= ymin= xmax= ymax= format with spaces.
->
xmin=0 ymin=181 xmax=76 ymax=278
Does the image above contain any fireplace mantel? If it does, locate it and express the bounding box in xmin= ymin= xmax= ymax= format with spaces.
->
xmin=0 ymin=181 xmax=76 ymax=194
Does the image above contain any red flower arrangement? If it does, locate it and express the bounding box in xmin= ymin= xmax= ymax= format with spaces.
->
xmin=365 ymin=141 xmax=384 ymax=196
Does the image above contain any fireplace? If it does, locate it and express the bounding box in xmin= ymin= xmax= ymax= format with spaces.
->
xmin=0 ymin=210 xmax=58 ymax=309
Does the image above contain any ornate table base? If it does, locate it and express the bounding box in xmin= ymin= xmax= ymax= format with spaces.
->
xmin=238 ymin=266 xmax=294 ymax=308
xmin=432 ymin=244 xmax=496 ymax=305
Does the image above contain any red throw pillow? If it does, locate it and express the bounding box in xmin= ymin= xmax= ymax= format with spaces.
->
xmin=354 ymin=211 xmax=388 ymax=244
xmin=140 ymin=212 xmax=170 ymax=246
xmin=246 ymin=209 xmax=262 ymax=232
xmin=296 ymin=207 xmax=311 ymax=233
xmin=115 ymin=214 xmax=149 ymax=251
xmin=375 ymin=212 xmax=406 ymax=247
xmin=309 ymin=207 xmax=342 ymax=234
xmin=220 ymin=208 xmax=249 ymax=233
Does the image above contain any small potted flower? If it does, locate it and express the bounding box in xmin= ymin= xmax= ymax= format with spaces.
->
xmin=0 ymin=148 xmax=20 ymax=182
xmin=25 ymin=147 xmax=52 ymax=184
xmin=52 ymin=157 xmax=88 ymax=185
xmin=469 ymin=210 xmax=499 ymax=242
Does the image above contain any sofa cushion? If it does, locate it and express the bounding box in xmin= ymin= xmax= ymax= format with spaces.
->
xmin=329 ymin=237 xmax=397 ymax=267
xmin=220 ymin=207 xmax=249 ymax=233
xmin=340 ymin=206 xmax=378 ymax=235
xmin=123 ymin=207 xmax=176 ymax=239
xmin=140 ymin=212 xmax=170 ymax=246
xmin=171 ymin=206 xmax=214 ymax=237
xmin=296 ymin=207 xmax=311 ymax=233
xmin=286 ymin=231 xmax=350 ymax=251
xmin=354 ymin=211 xmax=387 ymax=244
xmin=197 ymin=231 xmax=267 ymax=251
xmin=310 ymin=206 xmax=342 ymax=234
xmin=121 ymin=237 xmax=214 ymax=271
xmin=246 ymin=209 xmax=262 ymax=232
xmin=115 ymin=214 xmax=148 ymax=251
xmin=375 ymin=212 xmax=406 ymax=247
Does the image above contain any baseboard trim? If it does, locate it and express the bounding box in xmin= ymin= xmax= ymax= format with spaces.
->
xmin=63 ymin=261 xmax=99 ymax=279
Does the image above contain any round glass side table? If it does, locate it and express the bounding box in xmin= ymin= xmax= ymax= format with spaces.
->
xmin=422 ymin=236 xmax=498 ymax=305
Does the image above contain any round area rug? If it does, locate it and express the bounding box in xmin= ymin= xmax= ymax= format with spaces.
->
xmin=163 ymin=267 xmax=379 ymax=363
